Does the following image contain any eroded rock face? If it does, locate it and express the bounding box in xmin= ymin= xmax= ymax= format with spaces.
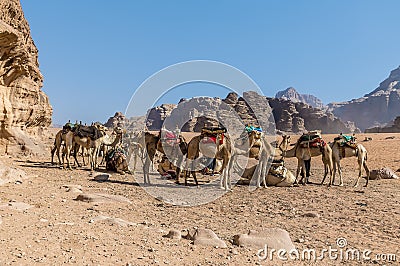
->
xmin=365 ymin=116 xmax=400 ymax=133
xmin=0 ymin=0 xmax=52 ymax=147
xmin=328 ymin=66 xmax=400 ymax=131
xmin=142 ymin=91 xmax=354 ymax=134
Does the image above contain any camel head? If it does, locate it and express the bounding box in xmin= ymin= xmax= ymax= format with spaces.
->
xmin=113 ymin=126 xmax=124 ymax=135
xmin=278 ymin=135 xmax=291 ymax=153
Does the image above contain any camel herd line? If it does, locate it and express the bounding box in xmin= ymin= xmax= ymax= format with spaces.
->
xmin=50 ymin=122 xmax=370 ymax=190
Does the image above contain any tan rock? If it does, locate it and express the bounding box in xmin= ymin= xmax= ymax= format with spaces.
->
xmin=233 ymin=228 xmax=296 ymax=251
xmin=191 ymin=228 xmax=227 ymax=248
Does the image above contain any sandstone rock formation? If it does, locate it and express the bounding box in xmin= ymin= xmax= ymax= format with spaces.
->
xmin=139 ymin=91 xmax=354 ymax=134
xmin=328 ymin=66 xmax=400 ymax=131
xmin=365 ymin=116 xmax=400 ymax=133
xmin=0 ymin=0 xmax=52 ymax=152
xmin=268 ymin=97 xmax=356 ymax=134
xmin=104 ymin=112 xmax=127 ymax=128
xmin=276 ymin=87 xmax=325 ymax=109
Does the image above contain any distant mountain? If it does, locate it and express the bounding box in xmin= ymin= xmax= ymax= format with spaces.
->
xmin=275 ymin=87 xmax=325 ymax=109
xmin=328 ymin=66 xmax=400 ymax=131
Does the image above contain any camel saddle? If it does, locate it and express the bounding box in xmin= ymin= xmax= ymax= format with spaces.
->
xmin=74 ymin=124 xmax=104 ymax=140
xmin=106 ymin=147 xmax=128 ymax=172
xmin=245 ymin=125 xmax=262 ymax=133
xmin=298 ymin=130 xmax=325 ymax=148
xmin=201 ymin=127 xmax=226 ymax=145
xmin=334 ymin=134 xmax=357 ymax=149
xmin=159 ymin=129 xmax=180 ymax=146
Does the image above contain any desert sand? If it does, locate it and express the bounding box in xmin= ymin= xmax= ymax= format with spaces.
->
xmin=0 ymin=130 xmax=399 ymax=265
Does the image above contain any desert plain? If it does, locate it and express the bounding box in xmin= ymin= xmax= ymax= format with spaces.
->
xmin=0 ymin=130 xmax=399 ymax=265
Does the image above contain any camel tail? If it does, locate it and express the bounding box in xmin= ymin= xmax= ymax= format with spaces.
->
xmin=365 ymin=151 xmax=367 ymax=161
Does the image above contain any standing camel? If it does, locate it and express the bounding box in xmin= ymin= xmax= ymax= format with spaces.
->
xmin=278 ymin=134 xmax=333 ymax=186
xmin=330 ymin=137 xmax=370 ymax=187
xmin=184 ymin=130 xmax=232 ymax=190
xmin=62 ymin=126 xmax=123 ymax=170
xmin=141 ymin=131 xmax=188 ymax=184
xmin=230 ymin=129 xmax=275 ymax=188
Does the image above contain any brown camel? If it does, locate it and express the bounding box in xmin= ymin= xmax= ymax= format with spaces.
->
xmin=330 ymin=137 xmax=370 ymax=187
xmin=62 ymin=126 xmax=123 ymax=170
xmin=278 ymin=134 xmax=334 ymax=186
xmin=141 ymin=130 xmax=188 ymax=184
xmin=184 ymin=130 xmax=232 ymax=190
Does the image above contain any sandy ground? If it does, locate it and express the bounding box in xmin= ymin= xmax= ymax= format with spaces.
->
xmin=0 ymin=130 xmax=399 ymax=265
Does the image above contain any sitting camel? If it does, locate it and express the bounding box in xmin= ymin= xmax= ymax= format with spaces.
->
xmin=330 ymin=135 xmax=370 ymax=187
xmin=140 ymin=130 xmax=188 ymax=184
xmin=278 ymin=133 xmax=334 ymax=186
xmin=184 ymin=128 xmax=232 ymax=190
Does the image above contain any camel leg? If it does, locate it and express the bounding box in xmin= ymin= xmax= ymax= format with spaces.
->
xmin=336 ymin=160 xmax=343 ymax=186
xmin=143 ymin=156 xmax=151 ymax=184
xmin=321 ymin=162 xmax=329 ymax=185
xmin=363 ymin=159 xmax=370 ymax=187
xmin=294 ymin=160 xmax=302 ymax=185
xmin=51 ymin=145 xmax=56 ymax=164
xmin=300 ymin=160 xmax=307 ymax=185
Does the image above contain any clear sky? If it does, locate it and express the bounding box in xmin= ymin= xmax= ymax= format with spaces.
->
xmin=20 ymin=0 xmax=400 ymax=125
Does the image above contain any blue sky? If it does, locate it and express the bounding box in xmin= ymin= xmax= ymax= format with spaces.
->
xmin=20 ymin=0 xmax=400 ymax=125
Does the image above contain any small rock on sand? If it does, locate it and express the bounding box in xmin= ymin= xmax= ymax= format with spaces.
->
xmin=370 ymin=167 xmax=399 ymax=180
xmin=90 ymin=215 xmax=136 ymax=227
xmin=93 ymin=173 xmax=111 ymax=181
xmin=164 ymin=229 xmax=182 ymax=240
xmin=75 ymin=193 xmax=132 ymax=204
xmin=0 ymin=202 xmax=33 ymax=211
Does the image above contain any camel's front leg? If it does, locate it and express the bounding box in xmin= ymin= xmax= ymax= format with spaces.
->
xmin=294 ymin=160 xmax=302 ymax=186
xmin=321 ymin=162 xmax=329 ymax=185
xmin=363 ymin=160 xmax=370 ymax=187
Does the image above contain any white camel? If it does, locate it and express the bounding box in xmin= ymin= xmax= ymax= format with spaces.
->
xmin=330 ymin=137 xmax=370 ymax=187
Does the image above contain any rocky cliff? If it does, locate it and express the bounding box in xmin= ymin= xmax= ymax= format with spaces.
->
xmin=0 ymin=0 xmax=52 ymax=153
xmin=141 ymin=91 xmax=354 ymax=134
xmin=365 ymin=116 xmax=400 ymax=133
xmin=328 ymin=66 xmax=400 ymax=131
xmin=276 ymin=87 xmax=325 ymax=109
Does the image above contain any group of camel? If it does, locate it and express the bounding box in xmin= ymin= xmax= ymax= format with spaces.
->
xmin=126 ymin=127 xmax=370 ymax=190
xmin=51 ymin=122 xmax=125 ymax=171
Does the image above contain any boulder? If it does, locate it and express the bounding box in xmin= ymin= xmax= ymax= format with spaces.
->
xmin=369 ymin=168 xmax=399 ymax=180
xmin=190 ymin=228 xmax=227 ymax=248
xmin=233 ymin=228 xmax=296 ymax=251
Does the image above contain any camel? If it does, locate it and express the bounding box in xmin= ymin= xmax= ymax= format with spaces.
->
xmin=62 ymin=125 xmax=123 ymax=170
xmin=126 ymin=131 xmax=145 ymax=173
xmin=184 ymin=129 xmax=232 ymax=190
xmin=51 ymin=129 xmax=68 ymax=165
xmin=278 ymin=133 xmax=334 ymax=186
xmin=51 ymin=122 xmax=77 ymax=165
xmin=230 ymin=129 xmax=275 ymax=188
xmin=141 ymin=130 xmax=188 ymax=184
xmin=330 ymin=136 xmax=370 ymax=187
